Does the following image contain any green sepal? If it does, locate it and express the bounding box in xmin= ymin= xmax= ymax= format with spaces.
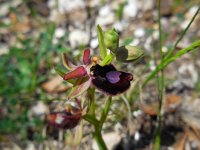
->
xmin=97 ymin=25 xmax=107 ymax=59
xmin=115 ymin=45 xmax=144 ymax=62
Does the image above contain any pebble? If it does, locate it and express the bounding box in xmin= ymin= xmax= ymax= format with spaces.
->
xmin=54 ymin=27 xmax=65 ymax=38
xmin=134 ymin=131 xmax=140 ymax=141
xmin=31 ymin=102 xmax=49 ymax=115
xmin=185 ymin=6 xmax=199 ymax=20
xmin=162 ymin=46 xmax=168 ymax=53
xmin=113 ymin=20 xmax=129 ymax=32
xmin=152 ymin=30 xmax=159 ymax=40
xmin=133 ymin=110 xmax=142 ymax=117
xmin=96 ymin=6 xmax=115 ymax=26
xmin=129 ymin=38 xmax=140 ymax=46
xmin=0 ymin=45 xmax=9 ymax=55
xmin=144 ymin=36 xmax=153 ymax=51
xmin=149 ymin=60 xmax=156 ymax=71
xmin=178 ymin=63 xmax=198 ymax=87
xmin=140 ymin=0 xmax=154 ymax=11
xmin=90 ymin=38 xmax=98 ymax=49
xmin=134 ymin=27 xmax=145 ymax=38
xmin=58 ymin=0 xmax=85 ymax=13
xmin=181 ymin=5 xmax=199 ymax=29
xmin=69 ymin=29 xmax=90 ymax=48
xmin=123 ymin=0 xmax=139 ymax=19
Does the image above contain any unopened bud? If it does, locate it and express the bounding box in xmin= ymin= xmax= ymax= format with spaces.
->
xmin=116 ymin=45 xmax=144 ymax=62
xmin=104 ymin=28 xmax=119 ymax=53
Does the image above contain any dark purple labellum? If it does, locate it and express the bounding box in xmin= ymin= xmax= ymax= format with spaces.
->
xmin=90 ymin=64 xmax=133 ymax=95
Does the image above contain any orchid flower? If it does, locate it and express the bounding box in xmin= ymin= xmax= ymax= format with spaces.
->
xmin=47 ymin=99 xmax=82 ymax=129
xmin=63 ymin=48 xmax=133 ymax=97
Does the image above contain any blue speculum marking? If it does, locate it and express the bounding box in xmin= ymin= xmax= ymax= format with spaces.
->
xmin=106 ymin=71 xmax=121 ymax=84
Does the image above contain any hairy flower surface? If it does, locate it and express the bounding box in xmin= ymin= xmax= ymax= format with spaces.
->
xmin=90 ymin=64 xmax=133 ymax=95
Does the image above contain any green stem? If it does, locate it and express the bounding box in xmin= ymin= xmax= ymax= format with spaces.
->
xmin=83 ymin=95 xmax=112 ymax=150
xmin=99 ymin=96 xmax=112 ymax=130
xmin=94 ymin=126 xmax=107 ymax=150
xmin=82 ymin=114 xmax=99 ymax=127
xmin=83 ymin=115 xmax=107 ymax=149
xmin=142 ymin=6 xmax=200 ymax=87
xmin=143 ymin=40 xmax=200 ymax=87
xmin=165 ymin=6 xmax=200 ymax=60
xmin=88 ymin=88 xmax=96 ymax=117
xmin=154 ymin=0 xmax=164 ymax=149
xmin=93 ymin=96 xmax=112 ymax=150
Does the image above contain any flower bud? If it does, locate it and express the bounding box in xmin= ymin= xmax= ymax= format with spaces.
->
xmin=115 ymin=45 xmax=144 ymax=62
xmin=104 ymin=28 xmax=119 ymax=53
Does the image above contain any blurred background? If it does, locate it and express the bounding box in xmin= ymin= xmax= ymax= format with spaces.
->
xmin=0 ymin=0 xmax=200 ymax=149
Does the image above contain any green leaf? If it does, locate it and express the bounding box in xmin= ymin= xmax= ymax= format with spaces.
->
xmin=97 ymin=25 xmax=107 ymax=59
xmin=99 ymin=53 xmax=114 ymax=66
xmin=143 ymin=40 xmax=200 ymax=87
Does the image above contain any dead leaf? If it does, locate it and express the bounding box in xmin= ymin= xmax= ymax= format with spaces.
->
xmin=164 ymin=94 xmax=181 ymax=112
xmin=41 ymin=75 xmax=69 ymax=93
xmin=173 ymin=133 xmax=187 ymax=150
xmin=9 ymin=13 xmax=31 ymax=33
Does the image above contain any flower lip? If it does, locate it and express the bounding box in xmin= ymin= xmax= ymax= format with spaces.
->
xmin=90 ymin=64 xmax=133 ymax=95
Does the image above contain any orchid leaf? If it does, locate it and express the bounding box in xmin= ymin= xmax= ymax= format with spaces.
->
xmin=97 ymin=25 xmax=107 ymax=59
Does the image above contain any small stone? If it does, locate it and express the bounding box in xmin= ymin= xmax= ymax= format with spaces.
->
xmin=130 ymin=38 xmax=140 ymax=46
xmin=69 ymin=29 xmax=89 ymax=48
xmin=185 ymin=6 xmax=199 ymax=20
xmin=54 ymin=28 xmax=65 ymax=38
xmin=133 ymin=110 xmax=142 ymax=117
xmin=0 ymin=45 xmax=9 ymax=55
xmin=99 ymin=5 xmax=112 ymax=16
xmin=123 ymin=0 xmax=139 ymax=19
xmin=134 ymin=28 xmax=145 ymax=38
xmin=31 ymin=102 xmax=49 ymax=115
xmin=90 ymin=38 xmax=98 ymax=49
xmin=96 ymin=6 xmax=115 ymax=26
xmin=58 ymin=0 xmax=85 ymax=13
xmin=152 ymin=30 xmax=159 ymax=40
xmin=149 ymin=60 xmax=156 ymax=71
xmin=141 ymin=0 xmax=154 ymax=11
xmin=134 ymin=131 xmax=140 ymax=141
xmin=144 ymin=36 xmax=153 ymax=51
xmin=162 ymin=46 xmax=168 ymax=53
xmin=113 ymin=20 xmax=129 ymax=32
